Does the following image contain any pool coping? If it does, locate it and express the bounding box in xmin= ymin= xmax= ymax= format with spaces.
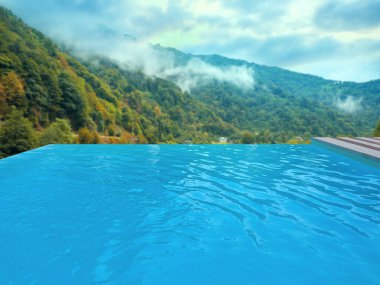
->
xmin=312 ymin=137 xmax=380 ymax=165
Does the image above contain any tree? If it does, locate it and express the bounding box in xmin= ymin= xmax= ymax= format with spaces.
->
xmin=241 ymin=132 xmax=255 ymax=144
xmin=0 ymin=72 xmax=27 ymax=117
xmin=58 ymin=72 xmax=87 ymax=130
xmin=0 ymin=109 xmax=37 ymax=157
xmin=0 ymin=83 xmax=6 ymax=119
xmin=137 ymin=133 xmax=148 ymax=144
xmin=374 ymin=120 xmax=380 ymax=137
xmin=78 ymin=128 xmax=100 ymax=144
xmin=40 ymin=119 xmax=73 ymax=145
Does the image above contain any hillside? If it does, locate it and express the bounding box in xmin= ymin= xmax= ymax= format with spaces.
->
xmin=0 ymin=5 xmax=379 ymax=153
xmin=159 ymin=45 xmax=380 ymax=105
xmin=200 ymin=52 xmax=380 ymax=124
xmin=145 ymin=46 xmax=379 ymax=138
xmin=0 ymin=6 xmax=233 ymax=145
xmin=153 ymin=45 xmax=379 ymax=135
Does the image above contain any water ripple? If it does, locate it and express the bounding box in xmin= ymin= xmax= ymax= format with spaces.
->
xmin=0 ymin=144 xmax=379 ymax=284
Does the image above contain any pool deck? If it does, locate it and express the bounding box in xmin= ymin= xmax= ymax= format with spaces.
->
xmin=313 ymin=137 xmax=380 ymax=162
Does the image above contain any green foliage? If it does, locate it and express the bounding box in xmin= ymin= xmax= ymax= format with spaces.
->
xmin=83 ymin=57 xmax=224 ymax=143
xmin=190 ymin=80 xmax=365 ymax=142
xmin=0 ymin=109 xmax=37 ymax=157
xmin=0 ymin=5 xmax=379 ymax=158
xmin=58 ymin=71 xmax=88 ymax=129
xmin=0 ymin=7 xmax=112 ymax=131
xmin=241 ymin=132 xmax=255 ymax=144
xmin=40 ymin=118 xmax=73 ymax=145
xmin=157 ymin=46 xmax=380 ymax=138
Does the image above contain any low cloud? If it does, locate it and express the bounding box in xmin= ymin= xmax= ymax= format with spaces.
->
xmin=70 ymin=32 xmax=255 ymax=92
xmin=335 ymin=96 xmax=363 ymax=113
xmin=0 ymin=0 xmax=255 ymax=92
xmin=158 ymin=58 xmax=254 ymax=92
xmin=2 ymin=0 xmax=380 ymax=82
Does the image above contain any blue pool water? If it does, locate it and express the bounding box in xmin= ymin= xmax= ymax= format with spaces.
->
xmin=0 ymin=144 xmax=379 ymax=285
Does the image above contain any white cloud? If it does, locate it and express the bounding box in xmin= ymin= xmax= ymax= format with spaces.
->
xmin=74 ymin=38 xmax=255 ymax=92
xmin=1 ymin=0 xmax=380 ymax=81
xmin=158 ymin=58 xmax=254 ymax=92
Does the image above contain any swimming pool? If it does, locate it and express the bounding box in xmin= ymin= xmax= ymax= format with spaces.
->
xmin=0 ymin=144 xmax=379 ymax=284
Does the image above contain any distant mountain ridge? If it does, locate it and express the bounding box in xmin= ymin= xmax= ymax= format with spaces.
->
xmin=148 ymin=45 xmax=379 ymax=136
xmin=155 ymin=44 xmax=380 ymax=104
xmin=0 ymin=6 xmax=229 ymax=144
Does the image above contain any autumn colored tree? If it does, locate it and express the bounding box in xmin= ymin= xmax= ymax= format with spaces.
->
xmin=0 ymin=72 xmax=27 ymax=117
xmin=0 ymin=83 xmax=6 ymax=118
xmin=0 ymin=109 xmax=37 ymax=157
xmin=154 ymin=105 xmax=161 ymax=117
xmin=137 ymin=133 xmax=148 ymax=144
xmin=119 ymin=132 xmax=135 ymax=144
xmin=78 ymin=128 xmax=100 ymax=144
xmin=40 ymin=118 xmax=73 ymax=145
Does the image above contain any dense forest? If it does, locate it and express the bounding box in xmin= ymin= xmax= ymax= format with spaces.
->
xmin=0 ymin=6 xmax=379 ymax=158
xmin=0 ymin=6 xmax=233 ymax=158
xmin=157 ymin=46 xmax=380 ymax=136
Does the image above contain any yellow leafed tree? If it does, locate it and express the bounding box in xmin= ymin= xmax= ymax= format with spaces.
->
xmin=0 ymin=72 xmax=27 ymax=117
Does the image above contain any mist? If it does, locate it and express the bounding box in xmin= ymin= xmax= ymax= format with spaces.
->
xmin=335 ymin=95 xmax=363 ymax=113
xmin=157 ymin=58 xmax=254 ymax=92
xmin=0 ymin=0 xmax=257 ymax=92
xmin=73 ymin=36 xmax=255 ymax=93
xmin=1 ymin=0 xmax=380 ymax=82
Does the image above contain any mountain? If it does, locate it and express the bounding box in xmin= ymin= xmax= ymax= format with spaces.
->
xmin=0 ymin=6 xmax=379 ymax=150
xmin=151 ymin=45 xmax=380 ymax=136
xmin=158 ymin=44 xmax=380 ymax=105
xmin=0 ymin=7 xmax=233 ymax=144
xmin=198 ymin=52 xmax=380 ymax=124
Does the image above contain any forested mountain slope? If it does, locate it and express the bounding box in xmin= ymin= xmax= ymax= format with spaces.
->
xmin=161 ymin=45 xmax=380 ymax=115
xmin=151 ymin=46 xmax=379 ymax=138
xmin=0 ymin=7 xmax=233 ymax=144
xmin=0 ymin=6 xmax=379 ymax=151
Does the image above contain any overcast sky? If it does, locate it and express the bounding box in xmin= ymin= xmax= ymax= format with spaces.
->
xmin=1 ymin=0 xmax=380 ymax=82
